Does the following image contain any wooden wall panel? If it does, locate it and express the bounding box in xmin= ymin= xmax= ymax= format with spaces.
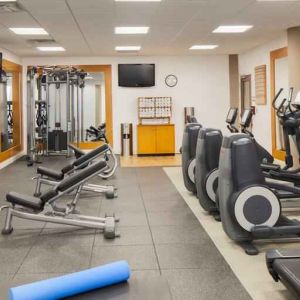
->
xmin=255 ymin=65 xmax=267 ymax=105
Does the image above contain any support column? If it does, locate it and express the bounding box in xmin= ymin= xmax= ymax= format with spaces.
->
xmin=288 ymin=27 xmax=300 ymax=91
xmin=229 ymin=54 xmax=240 ymax=109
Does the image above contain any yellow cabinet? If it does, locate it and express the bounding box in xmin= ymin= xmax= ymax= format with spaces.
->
xmin=137 ymin=124 xmax=175 ymax=155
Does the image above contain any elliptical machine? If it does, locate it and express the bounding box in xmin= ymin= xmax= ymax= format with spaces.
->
xmin=182 ymin=122 xmax=202 ymax=193
xmin=218 ymin=135 xmax=300 ymax=255
xmin=195 ymin=128 xmax=223 ymax=216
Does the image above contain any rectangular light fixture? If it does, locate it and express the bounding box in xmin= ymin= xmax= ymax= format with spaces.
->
xmin=0 ymin=0 xmax=17 ymax=2
xmin=213 ymin=25 xmax=253 ymax=33
xmin=9 ymin=27 xmax=48 ymax=35
xmin=37 ymin=46 xmax=65 ymax=52
xmin=256 ymin=0 xmax=300 ymax=1
xmin=190 ymin=45 xmax=219 ymax=50
xmin=115 ymin=0 xmax=161 ymax=2
xmin=115 ymin=27 xmax=149 ymax=34
xmin=115 ymin=46 xmax=141 ymax=51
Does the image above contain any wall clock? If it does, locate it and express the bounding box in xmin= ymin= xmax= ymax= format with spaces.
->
xmin=165 ymin=74 xmax=178 ymax=87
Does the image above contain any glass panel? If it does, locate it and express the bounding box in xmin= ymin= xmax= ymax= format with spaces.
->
xmin=274 ymin=57 xmax=288 ymax=151
xmin=84 ymin=72 xmax=107 ymax=142
xmin=0 ymin=72 xmax=14 ymax=151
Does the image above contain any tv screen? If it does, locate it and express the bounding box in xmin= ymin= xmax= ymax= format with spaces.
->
xmin=118 ymin=64 xmax=155 ymax=87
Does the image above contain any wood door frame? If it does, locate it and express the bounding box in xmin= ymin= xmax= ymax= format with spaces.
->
xmin=240 ymin=74 xmax=252 ymax=112
xmin=0 ymin=59 xmax=23 ymax=163
xmin=270 ymin=47 xmax=288 ymax=161
xmin=76 ymin=65 xmax=113 ymax=148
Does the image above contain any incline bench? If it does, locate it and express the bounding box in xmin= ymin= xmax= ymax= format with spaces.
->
xmin=1 ymin=160 xmax=120 ymax=239
xmin=34 ymin=143 xmax=118 ymax=199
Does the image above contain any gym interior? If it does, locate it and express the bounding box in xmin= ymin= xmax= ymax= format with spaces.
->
xmin=2 ymin=0 xmax=300 ymax=299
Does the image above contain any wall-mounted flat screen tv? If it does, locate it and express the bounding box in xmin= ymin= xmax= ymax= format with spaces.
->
xmin=118 ymin=64 xmax=155 ymax=87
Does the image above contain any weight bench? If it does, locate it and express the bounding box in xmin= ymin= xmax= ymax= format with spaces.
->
xmin=266 ymin=249 xmax=300 ymax=296
xmin=1 ymin=160 xmax=120 ymax=239
xmin=34 ymin=143 xmax=118 ymax=199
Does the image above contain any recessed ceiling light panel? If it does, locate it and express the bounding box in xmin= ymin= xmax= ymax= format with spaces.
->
xmin=115 ymin=27 xmax=149 ymax=34
xmin=10 ymin=28 xmax=48 ymax=35
xmin=115 ymin=46 xmax=141 ymax=51
xmin=190 ymin=45 xmax=219 ymax=50
xmin=115 ymin=0 xmax=161 ymax=2
xmin=37 ymin=46 xmax=65 ymax=52
xmin=213 ymin=25 xmax=253 ymax=33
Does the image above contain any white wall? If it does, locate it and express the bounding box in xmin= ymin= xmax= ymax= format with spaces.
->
xmin=0 ymin=47 xmax=21 ymax=65
xmin=22 ymin=55 xmax=230 ymax=154
xmin=239 ymin=34 xmax=287 ymax=153
xmin=0 ymin=48 xmax=22 ymax=170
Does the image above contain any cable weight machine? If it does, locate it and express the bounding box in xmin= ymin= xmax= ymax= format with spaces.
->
xmin=27 ymin=66 xmax=87 ymax=166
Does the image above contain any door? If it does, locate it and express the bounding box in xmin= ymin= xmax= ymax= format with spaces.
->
xmin=270 ymin=47 xmax=288 ymax=160
xmin=241 ymin=75 xmax=252 ymax=112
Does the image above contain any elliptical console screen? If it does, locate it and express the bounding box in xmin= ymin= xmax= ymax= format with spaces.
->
xmin=226 ymin=108 xmax=237 ymax=124
xmin=241 ymin=109 xmax=252 ymax=127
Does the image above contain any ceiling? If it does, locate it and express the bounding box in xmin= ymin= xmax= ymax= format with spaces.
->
xmin=0 ymin=0 xmax=299 ymax=57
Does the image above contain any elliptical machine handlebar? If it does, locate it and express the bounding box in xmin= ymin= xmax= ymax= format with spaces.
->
xmin=272 ymin=88 xmax=284 ymax=110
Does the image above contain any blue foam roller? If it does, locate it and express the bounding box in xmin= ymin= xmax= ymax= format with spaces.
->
xmin=9 ymin=260 xmax=131 ymax=300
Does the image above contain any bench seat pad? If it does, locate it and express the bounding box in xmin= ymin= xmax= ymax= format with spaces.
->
xmin=37 ymin=166 xmax=64 ymax=181
xmin=6 ymin=192 xmax=43 ymax=210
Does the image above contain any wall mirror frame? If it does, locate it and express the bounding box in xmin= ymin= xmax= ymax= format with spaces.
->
xmin=0 ymin=59 xmax=22 ymax=163
xmin=270 ymin=47 xmax=288 ymax=161
xmin=76 ymin=65 xmax=113 ymax=149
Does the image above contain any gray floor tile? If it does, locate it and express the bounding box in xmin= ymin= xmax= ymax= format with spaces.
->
xmin=91 ymin=245 xmax=159 ymax=271
xmin=144 ymin=197 xmax=190 ymax=212
xmin=151 ymin=225 xmax=207 ymax=245
xmin=156 ymin=243 xmax=221 ymax=269
xmin=0 ymin=229 xmax=40 ymax=274
xmin=163 ymin=268 xmax=252 ymax=300
xmin=95 ymin=226 xmax=152 ymax=246
xmin=148 ymin=210 xmax=199 ymax=227
xmin=101 ymin=198 xmax=145 ymax=213
xmin=37 ymin=228 xmax=96 ymax=247
xmin=0 ymin=274 xmax=13 ymax=300
xmin=18 ymin=243 xmax=92 ymax=273
xmin=142 ymin=189 xmax=185 ymax=201
xmin=104 ymin=211 xmax=148 ymax=227
xmin=69 ymin=270 xmax=171 ymax=300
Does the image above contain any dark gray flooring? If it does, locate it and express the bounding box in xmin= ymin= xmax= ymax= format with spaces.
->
xmin=0 ymin=157 xmax=251 ymax=300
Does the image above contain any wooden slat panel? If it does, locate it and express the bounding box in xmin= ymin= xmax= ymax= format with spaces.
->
xmin=255 ymin=65 xmax=267 ymax=105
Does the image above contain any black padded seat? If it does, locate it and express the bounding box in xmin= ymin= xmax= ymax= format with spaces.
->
xmin=273 ymin=258 xmax=300 ymax=295
xmin=6 ymin=192 xmax=43 ymax=211
xmin=57 ymin=160 xmax=107 ymax=192
xmin=37 ymin=166 xmax=64 ymax=181
xmin=73 ymin=144 xmax=109 ymax=167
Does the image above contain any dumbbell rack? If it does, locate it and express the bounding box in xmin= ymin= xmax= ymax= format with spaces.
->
xmin=138 ymin=97 xmax=172 ymax=125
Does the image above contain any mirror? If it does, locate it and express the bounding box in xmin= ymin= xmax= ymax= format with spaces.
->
xmin=274 ymin=56 xmax=288 ymax=152
xmin=0 ymin=72 xmax=14 ymax=151
xmin=270 ymin=47 xmax=288 ymax=160
xmin=84 ymin=72 xmax=107 ymax=142
xmin=241 ymin=75 xmax=252 ymax=112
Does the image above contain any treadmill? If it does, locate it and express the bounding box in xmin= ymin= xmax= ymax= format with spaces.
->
xmin=266 ymin=249 xmax=300 ymax=297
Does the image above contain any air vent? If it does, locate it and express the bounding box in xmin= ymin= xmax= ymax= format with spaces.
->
xmin=27 ymin=39 xmax=57 ymax=46
xmin=0 ymin=2 xmax=21 ymax=13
